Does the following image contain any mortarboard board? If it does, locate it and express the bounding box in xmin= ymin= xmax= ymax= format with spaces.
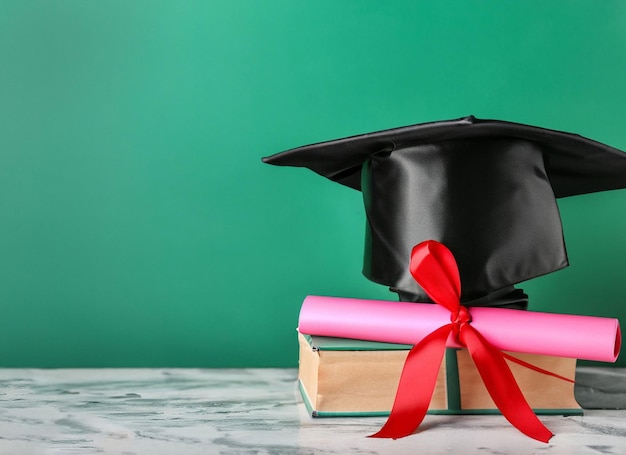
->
xmin=262 ymin=116 xmax=626 ymax=309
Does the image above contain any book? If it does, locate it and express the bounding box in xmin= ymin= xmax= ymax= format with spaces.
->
xmin=297 ymin=331 xmax=582 ymax=417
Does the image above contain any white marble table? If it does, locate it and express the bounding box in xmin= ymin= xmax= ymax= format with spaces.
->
xmin=0 ymin=368 xmax=625 ymax=454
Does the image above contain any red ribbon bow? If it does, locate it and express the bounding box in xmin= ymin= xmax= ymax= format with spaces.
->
xmin=370 ymin=240 xmax=554 ymax=443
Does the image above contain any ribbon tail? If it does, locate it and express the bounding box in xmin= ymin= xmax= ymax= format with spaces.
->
xmin=370 ymin=324 xmax=452 ymax=439
xmin=461 ymin=326 xmax=553 ymax=443
xmin=501 ymin=352 xmax=575 ymax=384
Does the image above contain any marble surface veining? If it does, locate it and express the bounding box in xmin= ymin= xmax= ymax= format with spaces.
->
xmin=0 ymin=367 xmax=625 ymax=454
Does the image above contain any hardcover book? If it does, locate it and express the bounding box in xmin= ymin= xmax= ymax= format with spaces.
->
xmin=297 ymin=331 xmax=582 ymax=417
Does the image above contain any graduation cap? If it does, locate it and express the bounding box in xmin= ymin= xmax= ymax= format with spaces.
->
xmin=263 ymin=116 xmax=626 ymax=309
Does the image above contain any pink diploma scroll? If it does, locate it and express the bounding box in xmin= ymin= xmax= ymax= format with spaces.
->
xmin=298 ymin=295 xmax=621 ymax=362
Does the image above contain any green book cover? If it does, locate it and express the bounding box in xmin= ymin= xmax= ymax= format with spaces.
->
xmin=303 ymin=333 xmax=412 ymax=351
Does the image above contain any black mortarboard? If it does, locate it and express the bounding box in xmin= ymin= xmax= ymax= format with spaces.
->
xmin=263 ymin=116 xmax=626 ymax=309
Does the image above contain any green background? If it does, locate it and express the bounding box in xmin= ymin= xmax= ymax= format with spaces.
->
xmin=1 ymin=1 xmax=625 ymax=367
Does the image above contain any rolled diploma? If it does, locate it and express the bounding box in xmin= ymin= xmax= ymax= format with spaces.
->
xmin=298 ymin=295 xmax=621 ymax=362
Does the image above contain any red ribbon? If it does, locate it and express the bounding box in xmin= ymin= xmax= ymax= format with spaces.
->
xmin=369 ymin=240 xmax=555 ymax=443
